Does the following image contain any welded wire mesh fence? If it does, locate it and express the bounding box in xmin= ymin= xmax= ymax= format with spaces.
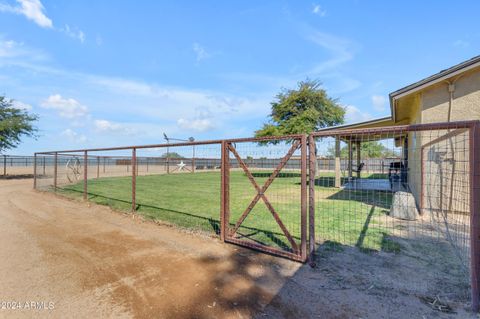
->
xmin=311 ymin=125 xmax=471 ymax=264
xmin=135 ymin=143 xmax=222 ymax=234
xmin=35 ymin=142 xmax=223 ymax=236
xmin=33 ymin=120 xmax=480 ymax=310
xmin=222 ymin=135 xmax=307 ymax=261
xmin=310 ymin=122 xmax=475 ymax=306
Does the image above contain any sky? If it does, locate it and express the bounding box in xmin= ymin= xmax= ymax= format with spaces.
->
xmin=1 ymin=0 xmax=479 ymax=155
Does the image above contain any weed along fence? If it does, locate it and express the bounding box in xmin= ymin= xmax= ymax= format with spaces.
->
xmin=34 ymin=120 xmax=480 ymax=311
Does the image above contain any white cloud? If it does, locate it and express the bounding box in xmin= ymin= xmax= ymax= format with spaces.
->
xmin=218 ymin=25 xmax=359 ymax=95
xmin=61 ymin=24 xmax=85 ymax=43
xmin=12 ymin=100 xmax=32 ymax=110
xmin=0 ymin=38 xmax=45 ymax=61
xmin=85 ymin=74 xmax=269 ymax=121
xmin=0 ymin=0 xmax=53 ymax=28
xmin=306 ymin=30 xmax=355 ymax=74
xmin=177 ymin=106 xmax=216 ymax=132
xmin=177 ymin=118 xmax=215 ymax=132
xmin=0 ymin=47 xmax=271 ymax=138
xmin=0 ymin=39 xmax=21 ymax=58
xmin=94 ymin=119 xmax=120 ymax=131
xmin=345 ymin=105 xmax=371 ymax=124
xmin=312 ymin=4 xmax=326 ymax=16
xmin=41 ymin=94 xmax=89 ymax=119
xmin=192 ymin=42 xmax=211 ymax=62
xmin=371 ymin=95 xmax=387 ymax=112
xmin=0 ymin=1 xmax=86 ymax=42
xmin=61 ymin=129 xmax=87 ymax=143
xmin=88 ymin=76 xmax=158 ymax=96
xmin=94 ymin=119 xmax=135 ymax=135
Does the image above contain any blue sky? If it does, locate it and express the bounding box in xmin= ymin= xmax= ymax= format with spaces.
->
xmin=1 ymin=0 xmax=479 ymax=154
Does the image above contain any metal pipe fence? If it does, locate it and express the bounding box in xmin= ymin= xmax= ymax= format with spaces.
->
xmin=32 ymin=120 xmax=480 ymax=311
xmin=1 ymin=155 xmax=36 ymax=177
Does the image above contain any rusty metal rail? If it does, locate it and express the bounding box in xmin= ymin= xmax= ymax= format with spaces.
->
xmin=32 ymin=120 xmax=480 ymax=311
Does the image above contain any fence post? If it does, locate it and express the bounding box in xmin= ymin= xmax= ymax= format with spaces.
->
xmin=300 ymin=135 xmax=308 ymax=261
xmin=33 ymin=153 xmax=37 ymax=189
xmin=42 ymin=156 xmax=46 ymax=175
xmin=83 ymin=151 xmax=88 ymax=200
xmin=220 ymin=141 xmax=230 ymax=241
xmin=220 ymin=141 xmax=226 ymax=241
xmin=192 ymin=145 xmax=196 ymax=173
xmin=470 ymin=123 xmax=480 ymax=312
xmin=96 ymin=156 xmax=100 ymax=179
xmin=308 ymin=135 xmax=316 ymax=266
xmin=167 ymin=144 xmax=170 ymax=174
xmin=132 ymin=148 xmax=137 ymax=212
xmin=3 ymin=155 xmax=6 ymax=176
xmin=53 ymin=153 xmax=58 ymax=191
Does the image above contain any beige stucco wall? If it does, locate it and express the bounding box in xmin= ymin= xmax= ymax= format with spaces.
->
xmin=421 ymin=69 xmax=480 ymax=123
xmin=401 ymin=67 xmax=480 ymax=214
xmin=420 ymin=129 xmax=470 ymax=214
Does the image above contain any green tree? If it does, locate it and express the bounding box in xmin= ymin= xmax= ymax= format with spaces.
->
xmin=255 ymin=79 xmax=345 ymax=137
xmin=327 ymin=141 xmax=398 ymax=158
xmin=161 ymin=152 xmax=184 ymax=159
xmin=0 ymin=96 xmax=38 ymax=153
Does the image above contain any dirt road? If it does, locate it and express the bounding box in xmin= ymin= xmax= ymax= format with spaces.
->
xmin=0 ymin=179 xmax=474 ymax=318
xmin=0 ymin=179 xmax=301 ymax=318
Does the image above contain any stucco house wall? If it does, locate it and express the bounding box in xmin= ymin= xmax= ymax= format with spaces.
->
xmin=404 ymin=67 xmax=480 ymax=214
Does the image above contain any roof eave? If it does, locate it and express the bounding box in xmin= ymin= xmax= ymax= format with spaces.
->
xmin=388 ymin=55 xmax=480 ymax=121
xmin=317 ymin=116 xmax=393 ymax=132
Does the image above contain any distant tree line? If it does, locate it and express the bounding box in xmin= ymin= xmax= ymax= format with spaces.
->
xmin=326 ymin=141 xmax=399 ymax=159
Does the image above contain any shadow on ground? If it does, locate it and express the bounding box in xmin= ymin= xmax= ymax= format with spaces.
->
xmin=0 ymin=174 xmax=34 ymax=180
xmin=139 ymin=234 xmax=473 ymax=319
xmin=58 ymin=186 xmax=299 ymax=251
xmin=53 ymin=183 xmax=473 ymax=318
xmin=256 ymin=235 xmax=472 ymax=318
xmin=326 ymin=188 xmax=393 ymax=210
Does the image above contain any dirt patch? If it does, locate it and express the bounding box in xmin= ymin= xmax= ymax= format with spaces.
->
xmin=0 ymin=179 xmax=296 ymax=318
xmin=0 ymin=179 xmax=475 ymax=318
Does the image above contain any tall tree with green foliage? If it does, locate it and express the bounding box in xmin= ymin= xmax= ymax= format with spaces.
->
xmin=255 ymin=79 xmax=345 ymax=137
xmin=0 ymin=96 xmax=38 ymax=153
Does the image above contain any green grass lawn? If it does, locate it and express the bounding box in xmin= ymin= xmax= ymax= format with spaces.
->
xmin=57 ymin=170 xmax=395 ymax=253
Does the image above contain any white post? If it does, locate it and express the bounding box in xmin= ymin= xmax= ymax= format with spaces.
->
xmin=348 ymin=140 xmax=353 ymax=180
xmin=335 ymin=137 xmax=341 ymax=188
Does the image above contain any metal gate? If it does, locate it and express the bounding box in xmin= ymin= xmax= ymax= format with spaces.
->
xmin=220 ymin=135 xmax=308 ymax=262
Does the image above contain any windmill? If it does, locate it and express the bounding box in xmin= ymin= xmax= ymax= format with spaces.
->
xmin=163 ymin=133 xmax=195 ymax=173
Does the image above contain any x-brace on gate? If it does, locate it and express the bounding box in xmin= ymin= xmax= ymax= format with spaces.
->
xmin=221 ymin=135 xmax=308 ymax=262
